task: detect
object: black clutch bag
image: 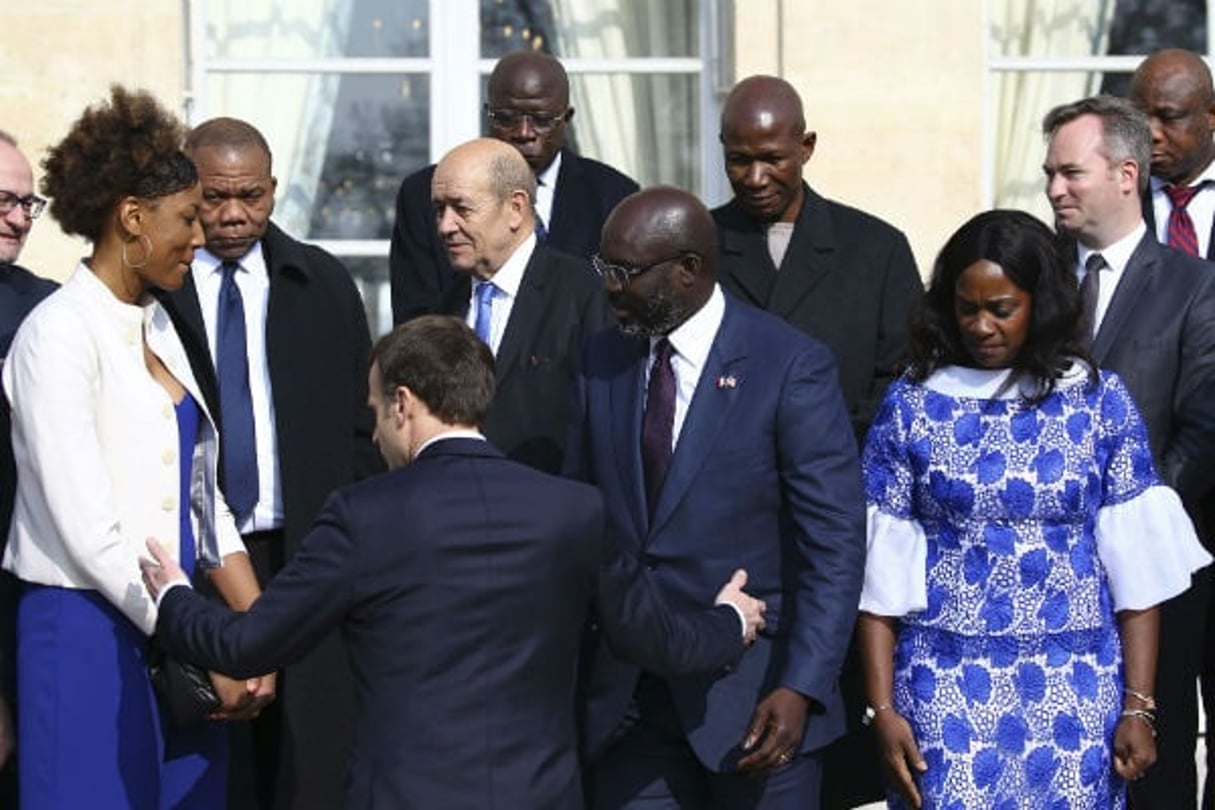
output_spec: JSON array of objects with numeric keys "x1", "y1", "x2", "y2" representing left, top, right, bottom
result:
[{"x1": 147, "y1": 636, "x2": 221, "y2": 728}]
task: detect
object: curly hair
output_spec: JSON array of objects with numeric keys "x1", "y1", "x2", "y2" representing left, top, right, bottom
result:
[
  {"x1": 41, "y1": 85, "x2": 197, "y2": 242},
  {"x1": 907, "y1": 209, "x2": 1095, "y2": 401}
]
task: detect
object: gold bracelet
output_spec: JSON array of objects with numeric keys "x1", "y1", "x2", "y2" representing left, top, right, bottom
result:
[
  {"x1": 1123, "y1": 687, "x2": 1157, "y2": 710},
  {"x1": 1121, "y1": 708, "x2": 1157, "y2": 738}
]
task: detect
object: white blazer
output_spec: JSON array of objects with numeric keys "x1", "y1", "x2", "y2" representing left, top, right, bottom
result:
[{"x1": 2, "y1": 264, "x2": 245, "y2": 636}]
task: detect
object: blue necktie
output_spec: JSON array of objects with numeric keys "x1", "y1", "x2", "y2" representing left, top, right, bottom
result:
[
  {"x1": 474, "y1": 281, "x2": 496, "y2": 346},
  {"x1": 216, "y1": 261, "x2": 258, "y2": 523},
  {"x1": 535, "y1": 215, "x2": 548, "y2": 243}
]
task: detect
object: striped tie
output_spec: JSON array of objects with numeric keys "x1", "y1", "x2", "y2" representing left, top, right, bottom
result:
[{"x1": 1165, "y1": 184, "x2": 1203, "y2": 256}]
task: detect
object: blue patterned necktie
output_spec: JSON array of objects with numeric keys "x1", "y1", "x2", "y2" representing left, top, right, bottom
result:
[
  {"x1": 474, "y1": 280, "x2": 497, "y2": 346},
  {"x1": 216, "y1": 261, "x2": 258, "y2": 523}
]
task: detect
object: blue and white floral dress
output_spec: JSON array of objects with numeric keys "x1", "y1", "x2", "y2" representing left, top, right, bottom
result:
[{"x1": 861, "y1": 363, "x2": 1210, "y2": 810}]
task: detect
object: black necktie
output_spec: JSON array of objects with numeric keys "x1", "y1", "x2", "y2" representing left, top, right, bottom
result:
[
  {"x1": 641, "y1": 339, "x2": 675, "y2": 517},
  {"x1": 1079, "y1": 253, "x2": 1104, "y2": 347},
  {"x1": 216, "y1": 261, "x2": 258, "y2": 523}
]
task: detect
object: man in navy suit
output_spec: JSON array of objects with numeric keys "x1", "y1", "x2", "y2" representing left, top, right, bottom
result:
[
  {"x1": 432, "y1": 136, "x2": 612, "y2": 474},
  {"x1": 568, "y1": 187, "x2": 866, "y2": 808},
  {"x1": 390, "y1": 50, "x2": 638, "y2": 323},
  {"x1": 1043, "y1": 94, "x2": 1215, "y2": 810},
  {"x1": 141, "y1": 315, "x2": 767, "y2": 810}
]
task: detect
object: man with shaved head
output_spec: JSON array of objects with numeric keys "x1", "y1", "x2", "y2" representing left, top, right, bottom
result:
[
  {"x1": 568, "y1": 186, "x2": 865, "y2": 809},
  {"x1": 713, "y1": 75, "x2": 921, "y2": 807},
  {"x1": 158, "y1": 116, "x2": 381, "y2": 810},
  {"x1": 389, "y1": 50, "x2": 638, "y2": 323},
  {"x1": 1130, "y1": 49, "x2": 1215, "y2": 259},
  {"x1": 713, "y1": 76, "x2": 921, "y2": 440},
  {"x1": 431, "y1": 137, "x2": 611, "y2": 473}
]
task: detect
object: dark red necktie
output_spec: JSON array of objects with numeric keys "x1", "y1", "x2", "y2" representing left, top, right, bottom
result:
[
  {"x1": 1165, "y1": 184, "x2": 1203, "y2": 256},
  {"x1": 641, "y1": 338, "x2": 675, "y2": 517}
]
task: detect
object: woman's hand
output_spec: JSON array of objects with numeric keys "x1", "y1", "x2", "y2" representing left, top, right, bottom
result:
[
  {"x1": 1113, "y1": 714, "x2": 1156, "y2": 783},
  {"x1": 873, "y1": 709, "x2": 926, "y2": 809}
]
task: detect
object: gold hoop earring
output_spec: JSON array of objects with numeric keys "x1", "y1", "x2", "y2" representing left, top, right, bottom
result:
[{"x1": 121, "y1": 234, "x2": 153, "y2": 270}]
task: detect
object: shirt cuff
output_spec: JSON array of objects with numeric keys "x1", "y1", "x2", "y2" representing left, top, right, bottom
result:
[
  {"x1": 715, "y1": 599, "x2": 748, "y2": 638},
  {"x1": 155, "y1": 578, "x2": 192, "y2": 610}
]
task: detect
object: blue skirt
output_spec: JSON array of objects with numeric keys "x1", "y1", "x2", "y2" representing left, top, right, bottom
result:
[{"x1": 17, "y1": 584, "x2": 227, "y2": 809}]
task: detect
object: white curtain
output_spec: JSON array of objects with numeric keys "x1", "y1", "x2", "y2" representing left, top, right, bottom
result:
[
  {"x1": 547, "y1": 0, "x2": 698, "y2": 190},
  {"x1": 991, "y1": 0, "x2": 1116, "y2": 220},
  {"x1": 200, "y1": 0, "x2": 353, "y2": 236}
]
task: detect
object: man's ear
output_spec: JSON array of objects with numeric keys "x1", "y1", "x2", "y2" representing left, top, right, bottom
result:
[{"x1": 393, "y1": 385, "x2": 414, "y2": 425}]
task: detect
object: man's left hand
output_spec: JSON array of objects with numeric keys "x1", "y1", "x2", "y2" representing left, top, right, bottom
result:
[{"x1": 737, "y1": 686, "x2": 808, "y2": 774}]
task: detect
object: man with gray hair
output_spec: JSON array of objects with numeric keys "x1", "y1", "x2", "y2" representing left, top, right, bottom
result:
[
  {"x1": 1043, "y1": 94, "x2": 1215, "y2": 809},
  {"x1": 430, "y1": 137, "x2": 611, "y2": 474}
]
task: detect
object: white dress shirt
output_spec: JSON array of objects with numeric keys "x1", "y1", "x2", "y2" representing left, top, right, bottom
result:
[
  {"x1": 1149, "y1": 161, "x2": 1215, "y2": 257},
  {"x1": 535, "y1": 151, "x2": 561, "y2": 231},
  {"x1": 1075, "y1": 221, "x2": 1146, "y2": 337},
  {"x1": 2, "y1": 265, "x2": 245, "y2": 635},
  {"x1": 192, "y1": 245, "x2": 283, "y2": 533},
  {"x1": 647, "y1": 284, "x2": 726, "y2": 451},
  {"x1": 464, "y1": 233, "x2": 537, "y2": 356}
]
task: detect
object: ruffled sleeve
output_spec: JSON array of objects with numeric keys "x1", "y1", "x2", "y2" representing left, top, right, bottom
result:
[
  {"x1": 860, "y1": 504, "x2": 927, "y2": 615},
  {"x1": 1096, "y1": 485, "x2": 1211, "y2": 610},
  {"x1": 1093, "y1": 372, "x2": 1212, "y2": 609},
  {"x1": 859, "y1": 378, "x2": 927, "y2": 616}
]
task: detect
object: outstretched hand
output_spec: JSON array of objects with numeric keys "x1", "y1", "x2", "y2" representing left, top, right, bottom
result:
[
  {"x1": 714, "y1": 569, "x2": 766, "y2": 644},
  {"x1": 140, "y1": 537, "x2": 187, "y2": 602}
]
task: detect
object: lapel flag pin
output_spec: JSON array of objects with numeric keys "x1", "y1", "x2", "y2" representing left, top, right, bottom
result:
[{"x1": 716, "y1": 375, "x2": 737, "y2": 389}]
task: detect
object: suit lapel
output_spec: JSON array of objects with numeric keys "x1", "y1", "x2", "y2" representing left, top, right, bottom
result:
[
  {"x1": 649, "y1": 299, "x2": 746, "y2": 535},
  {"x1": 493, "y1": 248, "x2": 548, "y2": 384},
  {"x1": 766, "y1": 185, "x2": 836, "y2": 320},
  {"x1": 609, "y1": 336, "x2": 650, "y2": 540},
  {"x1": 718, "y1": 204, "x2": 776, "y2": 307},
  {"x1": 1093, "y1": 233, "x2": 1157, "y2": 361}
]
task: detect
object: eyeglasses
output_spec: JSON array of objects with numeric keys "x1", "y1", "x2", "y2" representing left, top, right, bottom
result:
[
  {"x1": 0, "y1": 190, "x2": 47, "y2": 220},
  {"x1": 592, "y1": 252, "x2": 692, "y2": 287},
  {"x1": 486, "y1": 108, "x2": 569, "y2": 133}
]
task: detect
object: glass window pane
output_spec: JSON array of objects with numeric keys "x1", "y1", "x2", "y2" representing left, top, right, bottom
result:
[
  {"x1": 345, "y1": 257, "x2": 392, "y2": 338},
  {"x1": 990, "y1": 0, "x2": 1206, "y2": 60},
  {"x1": 206, "y1": 0, "x2": 428, "y2": 60},
  {"x1": 205, "y1": 73, "x2": 428, "y2": 241},
  {"x1": 481, "y1": 1, "x2": 698, "y2": 59}
]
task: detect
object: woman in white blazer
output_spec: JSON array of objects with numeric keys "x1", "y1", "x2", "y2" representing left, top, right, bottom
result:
[{"x1": 2, "y1": 86, "x2": 271, "y2": 809}]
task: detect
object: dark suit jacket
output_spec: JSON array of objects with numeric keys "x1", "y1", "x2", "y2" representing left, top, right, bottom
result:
[
  {"x1": 1142, "y1": 187, "x2": 1215, "y2": 260},
  {"x1": 159, "y1": 222, "x2": 381, "y2": 809},
  {"x1": 712, "y1": 185, "x2": 922, "y2": 438},
  {"x1": 156, "y1": 438, "x2": 744, "y2": 810},
  {"x1": 437, "y1": 244, "x2": 612, "y2": 473},
  {"x1": 1090, "y1": 232, "x2": 1215, "y2": 522},
  {"x1": 566, "y1": 294, "x2": 867, "y2": 769},
  {"x1": 390, "y1": 148, "x2": 638, "y2": 323}
]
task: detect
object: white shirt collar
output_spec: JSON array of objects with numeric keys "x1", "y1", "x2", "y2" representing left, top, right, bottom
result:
[
  {"x1": 485, "y1": 232, "x2": 536, "y2": 299},
  {"x1": 536, "y1": 151, "x2": 561, "y2": 190},
  {"x1": 414, "y1": 429, "x2": 486, "y2": 459},
  {"x1": 654, "y1": 284, "x2": 725, "y2": 375},
  {"x1": 1150, "y1": 158, "x2": 1215, "y2": 192},
  {"x1": 195, "y1": 243, "x2": 269, "y2": 279},
  {"x1": 1076, "y1": 220, "x2": 1145, "y2": 276}
]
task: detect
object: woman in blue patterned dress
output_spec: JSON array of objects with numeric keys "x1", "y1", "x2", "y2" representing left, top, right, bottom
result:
[{"x1": 857, "y1": 210, "x2": 1211, "y2": 809}]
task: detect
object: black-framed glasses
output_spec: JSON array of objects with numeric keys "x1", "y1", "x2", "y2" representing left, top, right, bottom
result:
[
  {"x1": 0, "y1": 190, "x2": 47, "y2": 220},
  {"x1": 592, "y1": 252, "x2": 692, "y2": 287},
  {"x1": 486, "y1": 107, "x2": 569, "y2": 133}
]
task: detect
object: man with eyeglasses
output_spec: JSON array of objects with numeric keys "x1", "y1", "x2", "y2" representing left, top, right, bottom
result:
[
  {"x1": 0, "y1": 130, "x2": 56, "y2": 807},
  {"x1": 389, "y1": 50, "x2": 638, "y2": 324},
  {"x1": 568, "y1": 186, "x2": 865, "y2": 810},
  {"x1": 431, "y1": 137, "x2": 611, "y2": 474}
]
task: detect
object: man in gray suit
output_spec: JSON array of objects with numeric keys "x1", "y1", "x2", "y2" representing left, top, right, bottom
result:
[{"x1": 1043, "y1": 94, "x2": 1215, "y2": 810}]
